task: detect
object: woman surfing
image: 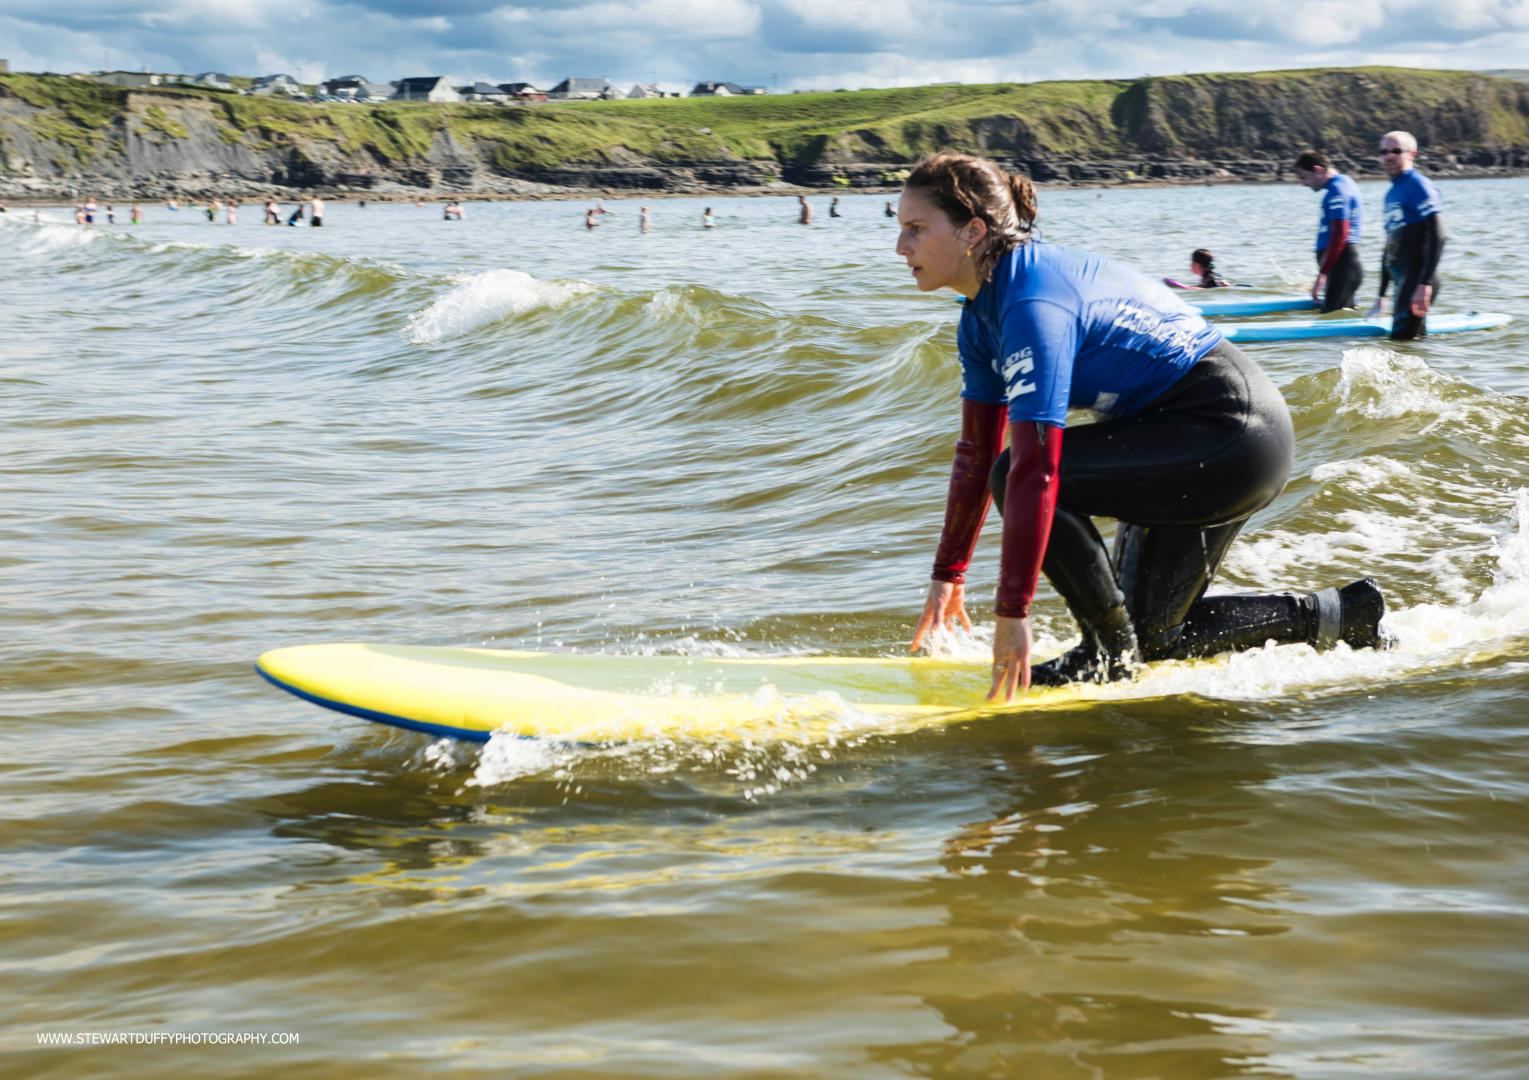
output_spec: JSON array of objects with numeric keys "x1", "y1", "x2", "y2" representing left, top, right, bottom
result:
[{"x1": 897, "y1": 153, "x2": 1389, "y2": 702}]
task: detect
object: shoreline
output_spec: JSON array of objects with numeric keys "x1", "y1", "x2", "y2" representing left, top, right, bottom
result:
[{"x1": 5, "y1": 164, "x2": 1527, "y2": 208}]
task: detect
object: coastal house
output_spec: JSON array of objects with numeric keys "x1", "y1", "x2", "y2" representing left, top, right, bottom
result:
[
  {"x1": 689, "y1": 81, "x2": 764, "y2": 96},
  {"x1": 456, "y1": 81, "x2": 508, "y2": 103},
  {"x1": 193, "y1": 72, "x2": 233, "y2": 90},
  {"x1": 320, "y1": 74, "x2": 369, "y2": 99},
  {"x1": 627, "y1": 83, "x2": 672, "y2": 99},
  {"x1": 498, "y1": 82, "x2": 549, "y2": 102},
  {"x1": 93, "y1": 70, "x2": 165, "y2": 88},
  {"x1": 362, "y1": 82, "x2": 394, "y2": 103},
  {"x1": 253, "y1": 73, "x2": 302, "y2": 96},
  {"x1": 393, "y1": 76, "x2": 461, "y2": 103},
  {"x1": 547, "y1": 77, "x2": 616, "y2": 100}
]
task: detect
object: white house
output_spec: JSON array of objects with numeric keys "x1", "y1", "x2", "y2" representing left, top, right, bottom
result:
[
  {"x1": 320, "y1": 74, "x2": 369, "y2": 99},
  {"x1": 93, "y1": 70, "x2": 164, "y2": 88},
  {"x1": 193, "y1": 72, "x2": 233, "y2": 91},
  {"x1": 393, "y1": 76, "x2": 461, "y2": 103},
  {"x1": 547, "y1": 77, "x2": 614, "y2": 100},
  {"x1": 690, "y1": 81, "x2": 765, "y2": 96},
  {"x1": 456, "y1": 81, "x2": 508, "y2": 103},
  {"x1": 253, "y1": 73, "x2": 302, "y2": 96},
  {"x1": 627, "y1": 83, "x2": 664, "y2": 99}
]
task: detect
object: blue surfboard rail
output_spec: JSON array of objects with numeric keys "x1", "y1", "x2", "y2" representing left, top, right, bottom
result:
[
  {"x1": 1221, "y1": 311, "x2": 1511, "y2": 343},
  {"x1": 1191, "y1": 295, "x2": 1319, "y2": 317}
]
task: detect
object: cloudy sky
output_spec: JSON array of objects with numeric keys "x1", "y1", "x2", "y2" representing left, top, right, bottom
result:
[{"x1": 2, "y1": 0, "x2": 1527, "y2": 91}]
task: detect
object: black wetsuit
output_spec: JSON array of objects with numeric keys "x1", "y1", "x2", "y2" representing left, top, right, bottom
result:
[
  {"x1": 1381, "y1": 216, "x2": 1445, "y2": 340},
  {"x1": 1321, "y1": 244, "x2": 1364, "y2": 313},
  {"x1": 988, "y1": 340, "x2": 1316, "y2": 663}
]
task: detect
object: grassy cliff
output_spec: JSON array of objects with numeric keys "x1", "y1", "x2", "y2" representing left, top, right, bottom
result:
[{"x1": 3, "y1": 67, "x2": 1528, "y2": 196}]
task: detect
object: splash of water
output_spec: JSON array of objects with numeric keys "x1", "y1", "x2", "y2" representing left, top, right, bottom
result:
[{"x1": 405, "y1": 268, "x2": 596, "y2": 344}]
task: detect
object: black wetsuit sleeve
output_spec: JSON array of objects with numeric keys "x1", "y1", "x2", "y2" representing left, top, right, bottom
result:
[{"x1": 1415, "y1": 214, "x2": 1445, "y2": 284}]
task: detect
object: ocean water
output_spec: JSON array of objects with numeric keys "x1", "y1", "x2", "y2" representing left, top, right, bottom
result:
[{"x1": 3, "y1": 181, "x2": 1528, "y2": 1078}]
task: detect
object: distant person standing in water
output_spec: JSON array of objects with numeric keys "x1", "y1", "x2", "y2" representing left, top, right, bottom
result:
[
  {"x1": 830, "y1": 195, "x2": 842, "y2": 218},
  {"x1": 640, "y1": 205, "x2": 651, "y2": 233},
  {"x1": 264, "y1": 198, "x2": 279, "y2": 225},
  {"x1": 310, "y1": 195, "x2": 325, "y2": 227},
  {"x1": 1189, "y1": 248, "x2": 1229, "y2": 288},
  {"x1": 226, "y1": 199, "x2": 238, "y2": 225},
  {"x1": 885, "y1": 200, "x2": 896, "y2": 217},
  {"x1": 106, "y1": 204, "x2": 116, "y2": 224},
  {"x1": 443, "y1": 201, "x2": 464, "y2": 220},
  {"x1": 702, "y1": 207, "x2": 715, "y2": 228},
  {"x1": 131, "y1": 204, "x2": 143, "y2": 224},
  {"x1": 584, "y1": 207, "x2": 600, "y2": 229},
  {"x1": 1367, "y1": 130, "x2": 1444, "y2": 340},
  {"x1": 797, "y1": 194, "x2": 812, "y2": 224},
  {"x1": 1292, "y1": 149, "x2": 1363, "y2": 311},
  {"x1": 287, "y1": 201, "x2": 305, "y2": 226}
]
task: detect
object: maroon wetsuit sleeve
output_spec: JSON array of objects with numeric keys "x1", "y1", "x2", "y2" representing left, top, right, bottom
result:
[
  {"x1": 1319, "y1": 218, "x2": 1350, "y2": 275},
  {"x1": 930, "y1": 400, "x2": 1008, "y2": 584},
  {"x1": 994, "y1": 422, "x2": 1063, "y2": 619}
]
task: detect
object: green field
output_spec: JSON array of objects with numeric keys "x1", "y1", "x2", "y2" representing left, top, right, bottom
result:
[{"x1": 3, "y1": 67, "x2": 1526, "y2": 175}]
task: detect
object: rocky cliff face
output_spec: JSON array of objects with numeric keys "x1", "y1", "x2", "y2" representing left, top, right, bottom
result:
[{"x1": 3, "y1": 68, "x2": 1527, "y2": 201}]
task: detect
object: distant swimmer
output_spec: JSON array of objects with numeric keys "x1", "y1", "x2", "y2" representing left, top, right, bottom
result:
[
  {"x1": 131, "y1": 203, "x2": 143, "y2": 225},
  {"x1": 287, "y1": 202, "x2": 305, "y2": 226},
  {"x1": 702, "y1": 207, "x2": 715, "y2": 228},
  {"x1": 310, "y1": 195, "x2": 325, "y2": 227},
  {"x1": 830, "y1": 195, "x2": 842, "y2": 218},
  {"x1": 594, "y1": 200, "x2": 613, "y2": 217},
  {"x1": 166, "y1": 198, "x2": 180, "y2": 211},
  {"x1": 106, "y1": 204, "x2": 116, "y2": 225},
  {"x1": 885, "y1": 200, "x2": 896, "y2": 218},
  {"x1": 1293, "y1": 149, "x2": 1363, "y2": 311},
  {"x1": 1189, "y1": 248, "x2": 1229, "y2": 288},
  {"x1": 264, "y1": 198, "x2": 279, "y2": 225},
  {"x1": 74, "y1": 205, "x2": 85, "y2": 226},
  {"x1": 584, "y1": 207, "x2": 600, "y2": 229},
  {"x1": 206, "y1": 199, "x2": 220, "y2": 222},
  {"x1": 797, "y1": 194, "x2": 812, "y2": 224},
  {"x1": 83, "y1": 199, "x2": 97, "y2": 225},
  {"x1": 640, "y1": 205, "x2": 651, "y2": 233},
  {"x1": 443, "y1": 201, "x2": 464, "y2": 220},
  {"x1": 227, "y1": 199, "x2": 238, "y2": 225},
  {"x1": 896, "y1": 152, "x2": 1389, "y2": 700},
  {"x1": 1367, "y1": 131, "x2": 1444, "y2": 340}
]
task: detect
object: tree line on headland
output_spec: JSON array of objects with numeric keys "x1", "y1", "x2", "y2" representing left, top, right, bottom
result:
[{"x1": 2, "y1": 66, "x2": 1527, "y2": 201}]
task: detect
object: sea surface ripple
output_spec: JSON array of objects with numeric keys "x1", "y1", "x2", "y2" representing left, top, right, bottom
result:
[{"x1": 3, "y1": 182, "x2": 1528, "y2": 1078}]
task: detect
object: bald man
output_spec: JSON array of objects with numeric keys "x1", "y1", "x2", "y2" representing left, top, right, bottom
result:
[{"x1": 1367, "y1": 130, "x2": 1445, "y2": 340}]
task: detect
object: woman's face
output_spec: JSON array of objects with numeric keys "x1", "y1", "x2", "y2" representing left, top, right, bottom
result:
[{"x1": 896, "y1": 187, "x2": 976, "y2": 293}]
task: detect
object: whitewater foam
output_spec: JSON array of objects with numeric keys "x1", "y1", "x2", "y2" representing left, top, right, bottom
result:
[{"x1": 406, "y1": 269, "x2": 596, "y2": 345}]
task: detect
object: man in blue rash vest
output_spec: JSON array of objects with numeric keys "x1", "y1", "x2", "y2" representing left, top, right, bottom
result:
[
  {"x1": 899, "y1": 152, "x2": 1393, "y2": 700},
  {"x1": 1293, "y1": 150, "x2": 1363, "y2": 312},
  {"x1": 1366, "y1": 130, "x2": 1445, "y2": 340}
]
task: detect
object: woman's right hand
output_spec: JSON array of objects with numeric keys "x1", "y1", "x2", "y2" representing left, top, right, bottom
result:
[{"x1": 911, "y1": 580, "x2": 972, "y2": 652}]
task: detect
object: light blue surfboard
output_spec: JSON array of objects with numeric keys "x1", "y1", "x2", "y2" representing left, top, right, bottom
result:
[
  {"x1": 1191, "y1": 295, "x2": 1319, "y2": 317},
  {"x1": 1221, "y1": 311, "x2": 1512, "y2": 343}
]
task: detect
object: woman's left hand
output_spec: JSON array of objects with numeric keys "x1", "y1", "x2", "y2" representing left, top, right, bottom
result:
[{"x1": 987, "y1": 615, "x2": 1032, "y2": 703}]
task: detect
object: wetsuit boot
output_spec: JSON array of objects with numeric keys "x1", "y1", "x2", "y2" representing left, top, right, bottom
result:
[
  {"x1": 1029, "y1": 601, "x2": 1139, "y2": 686},
  {"x1": 1026, "y1": 508, "x2": 1141, "y2": 687},
  {"x1": 1173, "y1": 577, "x2": 1394, "y2": 655}
]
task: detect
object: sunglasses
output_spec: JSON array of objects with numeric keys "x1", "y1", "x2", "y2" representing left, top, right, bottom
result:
[{"x1": 1378, "y1": 148, "x2": 1409, "y2": 155}]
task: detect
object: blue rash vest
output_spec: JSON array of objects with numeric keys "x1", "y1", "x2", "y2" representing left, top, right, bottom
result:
[
  {"x1": 957, "y1": 243, "x2": 1223, "y2": 427},
  {"x1": 1383, "y1": 169, "x2": 1442, "y2": 233},
  {"x1": 1316, "y1": 172, "x2": 1362, "y2": 253}
]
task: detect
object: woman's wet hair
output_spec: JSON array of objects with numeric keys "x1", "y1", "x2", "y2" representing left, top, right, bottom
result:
[
  {"x1": 1191, "y1": 248, "x2": 1215, "y2": 271},
  {"x1": 904, "y1": 153, "x2": 1037, "y2": 281}
]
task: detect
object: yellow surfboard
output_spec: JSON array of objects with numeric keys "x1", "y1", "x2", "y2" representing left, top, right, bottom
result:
[{"x1": 256, "y1": 643, "x2": 1088, "y2": 743}]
